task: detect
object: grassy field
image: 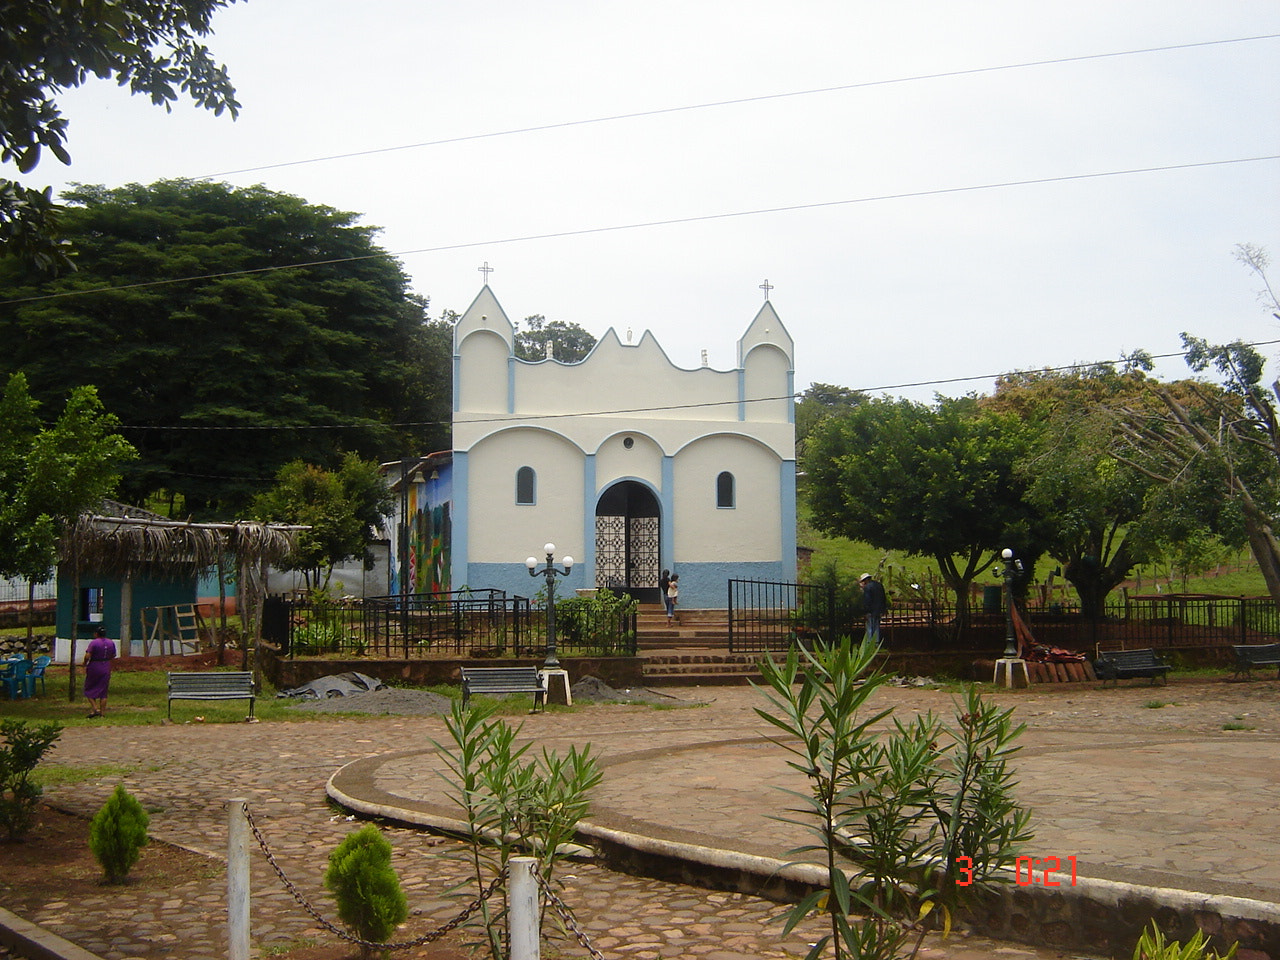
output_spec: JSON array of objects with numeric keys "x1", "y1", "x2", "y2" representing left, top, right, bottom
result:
[
  {"x1": 0, "y1": 667, "x2": 502, "y2": 728},
  {"x1": 797, "y1": 501, "x2": 1269, "y2": 597}
]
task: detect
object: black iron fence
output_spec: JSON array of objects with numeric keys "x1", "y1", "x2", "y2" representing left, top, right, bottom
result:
[
  {"x1": 727, "y1": 579, "x2": 855, "y2": 654},
  {"x1": 728, "y1": 579, "x2": 1280, "y2": 655},
  {"x1": 266, "y1": 588, "x2": 638, "y2": 659}
]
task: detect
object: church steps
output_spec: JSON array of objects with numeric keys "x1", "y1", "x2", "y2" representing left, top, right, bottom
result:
[
  {"x1": 634, "y1": 605, "x2": 772, "y2": 682},
  {"x1": 639, "y1": 651, "x2": 764, "y2": 685}
]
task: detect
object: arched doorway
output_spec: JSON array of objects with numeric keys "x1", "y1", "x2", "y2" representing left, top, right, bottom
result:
[{"x1": 595, "y1": 481, "x2": 661, "y2": 602}]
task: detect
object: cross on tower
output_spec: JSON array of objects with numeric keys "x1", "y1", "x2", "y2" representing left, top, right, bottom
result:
[
  {"x1": 479, "y1": 262, "x2": 494, "y2": 284},
  {"x1": 759, "y1": 279, "x2": 773, "y2": 300}
]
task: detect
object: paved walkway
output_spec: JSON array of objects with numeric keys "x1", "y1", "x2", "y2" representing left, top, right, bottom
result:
[{"x1": 7, "y1": 677, "x2": 1280, "y2": 959}]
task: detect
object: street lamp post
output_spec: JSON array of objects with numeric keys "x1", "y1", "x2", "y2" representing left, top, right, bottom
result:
[
  {"x1": 1000, "y1": 547, "x2": 1023, "y2": 659},
  {"x1": 526, "y1": 543, "x2": 574, "y2": 668}
]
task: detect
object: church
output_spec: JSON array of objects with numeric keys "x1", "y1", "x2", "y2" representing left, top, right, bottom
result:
[{"x1": 392, "y1": 283, "x2": 796, "y2": 610}]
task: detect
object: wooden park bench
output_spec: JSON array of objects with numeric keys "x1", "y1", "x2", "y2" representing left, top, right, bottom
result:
[
  {"x1": 167, "y1": 671, "x2": 257, "y2": 719},
  {"x1": 461, "y1": 666, "x2": 546, "y2": 712},
  {"x1": 1232, "y1": 643, "x2": 1280, "y2": 680},
  {"x1": 1093, "y1": 649, "x2": 1171, "y2": 687}
]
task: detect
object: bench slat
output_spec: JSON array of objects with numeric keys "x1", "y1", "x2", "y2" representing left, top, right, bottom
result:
[
  {"x1": 1093, "y1": 649, "x2": 1170, "y2": 686},
  {"x1": 167, "y1": 671, "x2": 256, "y2": 719},
  {"x1": 461, "y1": 666, "x2": 546, "y2": 711},
  {"x1": 1233, "y1": 644, "x2": 1280, "y2": 679}
]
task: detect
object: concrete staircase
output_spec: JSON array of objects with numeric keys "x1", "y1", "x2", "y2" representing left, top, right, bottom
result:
[{"x1": 636, "y1": 604, "x2": 765, "y2": 686}]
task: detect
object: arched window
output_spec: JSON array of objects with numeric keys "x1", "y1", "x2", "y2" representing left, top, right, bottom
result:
[
  {"x1": 716, "y1": 471, "x2": 735, "y2": 509},
  {"x1": 516, "y1": 466, "x2": 536, "y2": 505}
]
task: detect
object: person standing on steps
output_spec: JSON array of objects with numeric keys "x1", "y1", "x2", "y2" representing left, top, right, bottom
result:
[
  {"x1": 82, "y1": 625, "x2": 117, "y2": 718},
  {"x1": 660, "y1": 569, "x2": 672, "y2": 621},
  {"x1": 667, "y1": 573, "x2": 680, "y2": 624},
  {"x1": 859, "y1": 573, "x2": 887, "y2": 644}
]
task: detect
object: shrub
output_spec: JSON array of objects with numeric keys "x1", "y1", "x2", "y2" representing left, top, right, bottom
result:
[
  {"x1": 0, "y1": 719, "x2": 63, "y2": 840},
  {"x1": 434, "y1": 698, "x2": 602, "y2": 958},
  {"x1": 1132, "y1": 922, "x2": 1237, "y2": 960},
  {"x1": 324, "y1": 824, "x2": 408, "y2": 958},
  {"x1": 89, "y1": 784, "x2": 150, "y2": 882},
  {"x1": 755, "y1": 637, "x2": 1033, "y2": 960}
]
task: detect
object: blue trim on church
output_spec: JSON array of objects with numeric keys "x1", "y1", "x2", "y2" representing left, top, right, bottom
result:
[
  {"x1": 675, "y1": 562, "x2": 786, "y2": 608},
  {"x1": 451, "y1": 354, "x2": 461, "y2": 413},
  {"x1": 780, "y1": 459, "x2": 797, "y2": 582},
  {"x1": 451, "y1": 451, "x2": 470, "y2": 589},
  {"x1": 466, "y1": 563, "x2": 587, "y2": 600},
  {"x1": 582, "y1": 454, "x2": 597, "y2": 578}
]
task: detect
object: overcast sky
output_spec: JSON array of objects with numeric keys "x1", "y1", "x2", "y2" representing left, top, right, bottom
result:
[{"x1": 30, "y1": 0, "x2": 1280, "y2": 402}]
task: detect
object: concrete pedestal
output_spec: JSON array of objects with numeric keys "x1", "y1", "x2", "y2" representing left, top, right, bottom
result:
[
  {"x1": 540, "y1": 668, "x2": 573, "y2": 706},
  {"x1": 993, "y1": 658, "x2": 1030, "y2": 688}
]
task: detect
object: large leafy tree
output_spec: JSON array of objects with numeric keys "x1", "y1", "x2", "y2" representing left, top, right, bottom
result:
[
  {"x1": 0, "y1": 180, "x2": 450, "y2": 517},
  {"x1": 0, "y1": 0, "x2": 240, "y2": 270},
  {"x1": 0, "y1": 372, "x2": 136, "y2": 649},
  {"x1": 251, "y1": 454, "x2": 394, "y2": 592},
  {"x1": 804, "y1": 395, "x2": 1041, "y2": 628},
  {"x1": 985, "y1": 364, "x2": 1237, "y2": 618},
  {"x1": 1116, "y1": 335, "x2": 1280, "y2": 606},
  {"x1": 795, "y1": 382, "x2": 866, "y2": 461}
]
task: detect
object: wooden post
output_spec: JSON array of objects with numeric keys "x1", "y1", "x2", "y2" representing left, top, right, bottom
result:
[
  {"x1": 119, "y1": 574, "x2": 133, "y2": 656},
  {"x1": 227, "y1": 798, "x2": 250, "y2": 960},
  {"x1": 68, "y1": 536, "x2": 79, "y2": 702},
  {"x1": 217, "y1": 552, "x2": 228, "y2": 665}
]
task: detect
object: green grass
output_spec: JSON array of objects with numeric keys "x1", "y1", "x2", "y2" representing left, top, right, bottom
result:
[
  {"x1": 799, "y1": 497, "x2": 1270, "y2": 598},
  {"x1": 1142, "y1": 700, "x2": 1169, "y2": 709},
  {"x1": 0, "y1": 667, "x2": 449, "y2": 726},
  {"x1": 0, "y1": 668, "x2": 654, "y2": 725},
  {"x1": 1222, "y1": 721, "x2": 1255, "y2": 731}
]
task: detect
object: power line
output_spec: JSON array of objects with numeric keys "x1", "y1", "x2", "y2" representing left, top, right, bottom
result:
[
  {"x1": 199, "y1": 34, "x2": 1280, "y2": 181},
  {"x1": 5, "y1": 153, "x2": 1277, "y2": 307},
  {"x1": 116, "y1": 339, "x2": 1280, "y2": 433}
]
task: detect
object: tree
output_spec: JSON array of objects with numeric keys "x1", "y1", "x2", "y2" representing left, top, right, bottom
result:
[
  {"x1": 0, "y1": 180, "x2": 450, "y2": 517},
  {"x1": 1, "y1": 0, "x2": 240, "y2": 270},
  {"x1": 1116, "y1": 338, "x2": 1280, "y2": 606},
  {"x1": 1110, "y1": 247, "x2": 1280, "y2": 607},
  {"x1": 250, "y1": 454, "x2": 394, "y2": 591},
  {"x1": 0, "y1": 373, "x2": 136, "y2": 651},
  {"x1": 514, "y1": 314, "x2": 597, "y2": 362},
  {"x1": 804, "y1": 396, "x2": 1041, "y2": 629},
  {"x1": 986, "y1": 365, "x2": 1237, "y2": 618},
  {"x1": 795, "y1": 382, "x2": 866, "y2": 461}
]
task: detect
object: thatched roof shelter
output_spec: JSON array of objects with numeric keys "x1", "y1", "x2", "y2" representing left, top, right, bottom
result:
[{"x1": 62, "y1": 500, "x2": 305, "y2": 578}]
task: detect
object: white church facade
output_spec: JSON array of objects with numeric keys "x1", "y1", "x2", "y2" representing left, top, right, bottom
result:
[{"x1": 446, "y1": 285, "x2": 797, "y2": 609}]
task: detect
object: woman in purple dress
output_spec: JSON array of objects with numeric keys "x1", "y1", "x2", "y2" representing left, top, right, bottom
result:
[{"x1": 82, "y1": 626, "x2": 117, "y2": 718}]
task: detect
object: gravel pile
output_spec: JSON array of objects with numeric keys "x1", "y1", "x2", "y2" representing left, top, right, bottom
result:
[
  {"x1": 283, "y1": 675, "x2": 704, "y2": 715},
  {"x1": 285, "y1": 686, "x2": 454, "y2": 715}
]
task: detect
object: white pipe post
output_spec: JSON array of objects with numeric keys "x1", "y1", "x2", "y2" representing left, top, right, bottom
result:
[
  {"x1": 227, "y1": 798, "x2": 250, "y2": 960},
  {"x1": 508, "y1": 857, "x2": 540, "y2": 960}
]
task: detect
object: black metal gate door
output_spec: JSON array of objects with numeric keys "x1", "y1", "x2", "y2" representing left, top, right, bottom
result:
[{"x1": 594, "y1": 482, "x2": 660, "y2": 600}]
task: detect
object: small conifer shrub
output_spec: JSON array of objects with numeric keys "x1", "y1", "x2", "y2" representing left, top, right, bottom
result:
[
  {"x1": 89, "y1": 784, "x2": 150, "y2": 883},
  {"x1": 324, "y1": 824, "x2": 408, "y2": 958}
]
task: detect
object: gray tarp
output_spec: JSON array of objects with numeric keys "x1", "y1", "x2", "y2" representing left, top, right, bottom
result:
[{"x1": 277, "y1": 672, "x2": 388, "y2": 699}]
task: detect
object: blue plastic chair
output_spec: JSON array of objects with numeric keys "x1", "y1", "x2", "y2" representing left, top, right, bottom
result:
[
  {"x1": 1, "y1": 658, "x2": 30, "y2": 700},
  {"x1": 27, "y1": 655, "x2": 50, "y2": 696}
]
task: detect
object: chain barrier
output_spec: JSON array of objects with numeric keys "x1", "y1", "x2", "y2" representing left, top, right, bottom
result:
[
  {"x1": 240, "y1": 801, "x2": 504, "y2": 951},
  {"x1": 533, "y1": 868, "x2": 608, "y2": 960}
]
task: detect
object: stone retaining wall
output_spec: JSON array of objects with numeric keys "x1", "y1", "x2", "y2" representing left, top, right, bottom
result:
[
  {"x1": 262, "y1": 647, "x2": 644, "y2": 691},
  {"x1": 590, "y1": 828, "x2": 1279, "y2": 960},
  {"x1": 0, "y1": 635, "x2": 51, "y2": 658}
]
